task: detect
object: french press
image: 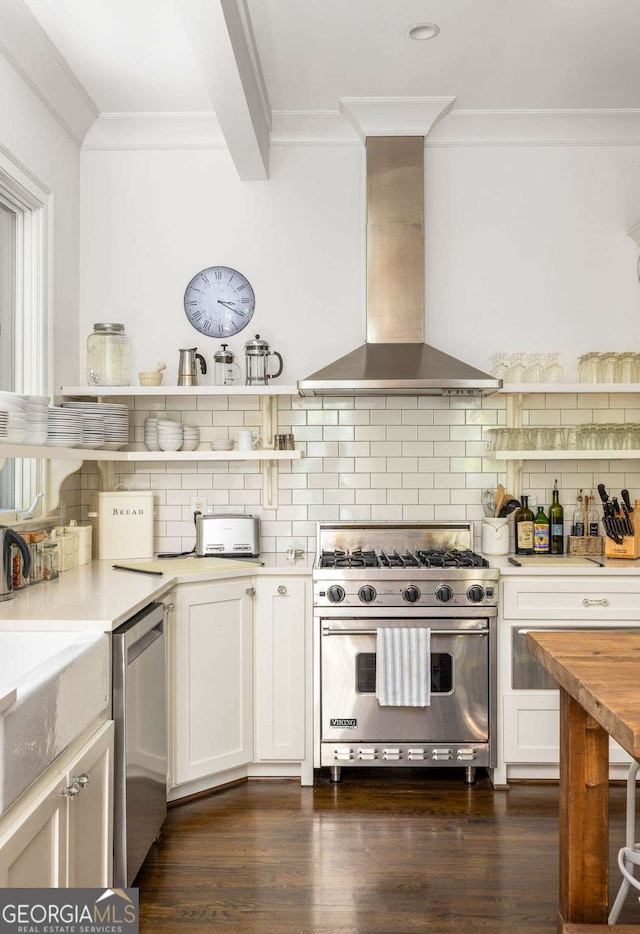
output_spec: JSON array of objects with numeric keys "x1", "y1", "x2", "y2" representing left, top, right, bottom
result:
[
  {"x1": 244, "y1": 334, "x2": 284, "y2": 386},
  {"x1": 213, "y1": 344, "x2": 241, "y2": 386}
]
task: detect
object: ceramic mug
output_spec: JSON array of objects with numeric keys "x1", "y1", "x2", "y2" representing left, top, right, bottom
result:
[{"x1": 237, "y1": 430, "x2": 261, "y2": 451}]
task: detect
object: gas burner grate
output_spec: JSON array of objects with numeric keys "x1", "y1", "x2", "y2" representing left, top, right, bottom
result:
[
  {"x1": 320, "y1": 549, "x2": 378, "y2": 569},
  {"x1": 416, "y1": 549, "x2": 489, "y2": 569}
]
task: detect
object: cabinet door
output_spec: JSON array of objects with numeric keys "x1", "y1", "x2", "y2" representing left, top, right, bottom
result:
[
  {"x1": 255, "y1": 578, "x2": 307, "y2": 761},
  {"x1": 0, "y1": 776, "x2": 67, "y2": 887},
  {"x1": 174, "y1": 580, "x2": 253, "y2": 783},
  {"x1": 67, "y1": 721, "x2": 114, "y2": 888},
  {"x1": 503, "y1": 694, "x2": 631, "y2": 765}
]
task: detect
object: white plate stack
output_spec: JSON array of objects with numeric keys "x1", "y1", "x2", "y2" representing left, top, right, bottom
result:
[
  {"x1": 47, "y1": 406, "x2": 83, "y2": 447},
  {"x1": 144, "y1": 417, "x2": 160, "y2": 451},
  {"x1": 211, "y1": 439, "x2": 234, "y2": 452},
  {"x1": 0, "y1": 391, "x2": 28, "y2": 443},
  {"x1": 62, "y1": 402, "x2": 129, "y2": 450},
  {"x1": 182, "y1": 425, "x2": 200, "y2": 452},
  {"x1": 0, "y1": 411, "x2": 8, "y2": 441},
  {"x1": 81, "y1": 413, "x2": 106, "y2": 449},
  {"x1": 25, "y1": 394, "x2": 49, "y2": 445},
  {"x1": 157, "y1": 419, "x2": 183, "y2": 452}
]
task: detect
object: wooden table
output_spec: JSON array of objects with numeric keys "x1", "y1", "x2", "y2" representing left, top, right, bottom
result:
[{"x1": 526, "y1": 631, "x2": 640, "y2": 933}]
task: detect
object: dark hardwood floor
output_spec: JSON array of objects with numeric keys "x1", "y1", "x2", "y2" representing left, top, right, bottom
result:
[{"x1": 134, "y1": 769, "x2": 637, "y2": 934}]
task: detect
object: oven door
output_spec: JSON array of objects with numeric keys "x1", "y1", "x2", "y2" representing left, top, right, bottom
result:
[{"x1": 320, "y1": 618, "x2": 489, "y2": 744}]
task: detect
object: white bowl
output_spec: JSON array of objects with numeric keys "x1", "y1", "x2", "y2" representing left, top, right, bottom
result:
[
  {"x1": 159, "y1": 439, "x2": 183, "y2": 452},
  {"x1": 144, "y1": 439, "x2": 161, "y2": 451},
  {"x1": 181, "y1": 440, "x2": 200, "y2": 452}
]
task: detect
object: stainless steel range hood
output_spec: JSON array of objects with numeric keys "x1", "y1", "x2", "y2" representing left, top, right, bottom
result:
[{"x1": 298, "y1": 137, "x2": 501, "y2": 397}]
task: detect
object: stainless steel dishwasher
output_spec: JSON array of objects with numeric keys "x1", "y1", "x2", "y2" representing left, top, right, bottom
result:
[{"x1": 112, "y1": 601, "x2": 167, "y2": 887}]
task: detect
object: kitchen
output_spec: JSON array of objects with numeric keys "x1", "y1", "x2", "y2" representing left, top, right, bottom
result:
[{"x1": 1, "y1": 1, "x2": 640, "y2": 931}]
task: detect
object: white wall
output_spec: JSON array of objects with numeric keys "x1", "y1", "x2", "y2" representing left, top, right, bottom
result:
[
  {"x1": 0, "y1": 54, "x2": 81, "y2": 390},
  {"x1": 80, "y1": 139, "x2": 640, "y2": 384},
  {"x1": 71, "y1": 135, "x2": 640, "y2": 553},
  {"x1": 425, "y1": 145, "x2": 640, "y2": 376},
  {"x1": 79, "y1": 145, "x2": 365, "y2": 385}
]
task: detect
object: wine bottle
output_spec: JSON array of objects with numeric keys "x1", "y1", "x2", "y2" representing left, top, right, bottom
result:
[
  {"x1": 533, "y1": 505, "x2": 550, "y2": 554},
  {"x1": 587, "y1": 490, "x2": 600, "y2": 537},
  {"x1": 515, "y1": 495, "x2": 535, "y2": 555},
  {"x1": 549, "y1": 479, "x2": 564, "y2": 554},
  {"x1": 572, "y1": 489, "x2": 585, "y2": 537}
]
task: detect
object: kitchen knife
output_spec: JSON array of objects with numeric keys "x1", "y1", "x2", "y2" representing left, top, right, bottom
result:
[
  {"x1": 619, "y1": 495, "x2": 633, "y2": 536},
  {"x1": 611, "y1": 497, "x2": 625, "y2": 538},
  {"x1": 621, "y1": 489, "x2": 635, "y2": 536}
]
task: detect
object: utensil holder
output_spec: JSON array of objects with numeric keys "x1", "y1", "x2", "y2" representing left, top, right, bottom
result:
[
  {"x1": 604, "y1": 501, "x2": 640, "y2": 559},
  {"x1": 567, "y1": 536, "x2": 604, "y2": 556}
]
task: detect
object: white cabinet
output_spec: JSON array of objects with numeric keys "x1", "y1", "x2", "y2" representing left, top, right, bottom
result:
[
  {"x1": 67, "y1": 721, "x2": 114, "y2": 888},
  {"x1": 172, "y1": 580, "x2": 253, "y2": 785},
  {"x1": 496, "y1": 574, "x2": 639, "y2": 783},
  {"x1": 0, "y1": 720, "x2": 114, "y2": 887},
  {"x1": 254, "y1": 577, "x2": 308, "y2": 762}
]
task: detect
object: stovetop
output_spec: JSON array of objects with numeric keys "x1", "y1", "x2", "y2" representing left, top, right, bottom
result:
[
  {"x1": 313, "y1": 521, "x2": 499, "y2": 610},
  {"x1": 319, "y1": 548, "x2": 489, "y2": 570}
]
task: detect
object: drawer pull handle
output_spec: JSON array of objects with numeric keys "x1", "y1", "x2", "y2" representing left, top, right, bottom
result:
[
  {"x1": 277, "y1": 585, "x2": 287, "y2": 595},
  {"x1": 583, "y1": 598, "x2": 609, "y2": 607}
]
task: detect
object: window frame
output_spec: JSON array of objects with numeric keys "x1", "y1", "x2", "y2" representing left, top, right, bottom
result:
[{"x1": 0, "y1": 148, "x2": 52, "y2": 522}]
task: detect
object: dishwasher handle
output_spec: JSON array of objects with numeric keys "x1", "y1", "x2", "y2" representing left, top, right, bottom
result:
[{"x1": 127, "y1": 621, "x2": 164, "y2": 665}]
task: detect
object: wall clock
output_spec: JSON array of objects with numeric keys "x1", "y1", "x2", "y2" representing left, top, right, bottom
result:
[{"x1": 183, "y1": 266, "x2": 255, "y2": 338}]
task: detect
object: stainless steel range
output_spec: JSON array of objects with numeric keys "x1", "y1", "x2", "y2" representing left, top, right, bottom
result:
[{"x1": 313, "y1": 521, "x2": 498, "y2": 784}]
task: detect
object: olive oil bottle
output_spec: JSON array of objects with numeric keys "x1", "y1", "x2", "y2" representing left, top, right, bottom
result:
[
  {"x1": 533, "y1": 504, "x2": 550, "y2": 553},
  {"x1": 549, "y1": 479, "x2": 564, "y2": 554},
  {"x1": 515, "y1": 495, "x2": 535, "y2": 555}
]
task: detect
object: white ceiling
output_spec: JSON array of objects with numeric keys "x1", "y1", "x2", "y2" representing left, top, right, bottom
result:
[{"x1": 20, "y1": 0, "x2": 640, "y2": 115}]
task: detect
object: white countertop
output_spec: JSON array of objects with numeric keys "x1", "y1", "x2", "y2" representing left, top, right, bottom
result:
[
  {"x1": 2, "y1": 548, "x2": 638, "y2": 633},
  {"x1": 0, "y1": 554, "x2": 314, "y2": 632},
  {"x1": 487, "y1": 553, "x2": 640, "y2": 575}
]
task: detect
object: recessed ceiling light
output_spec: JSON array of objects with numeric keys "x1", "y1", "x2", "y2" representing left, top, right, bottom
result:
[{"x1": 407, "y1": 23, "x2": 440, "y2": 40}]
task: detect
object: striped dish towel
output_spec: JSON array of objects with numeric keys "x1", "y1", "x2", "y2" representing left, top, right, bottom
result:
[{"x1": 376, "y1": 627, "x2": 431, "y2": 707}]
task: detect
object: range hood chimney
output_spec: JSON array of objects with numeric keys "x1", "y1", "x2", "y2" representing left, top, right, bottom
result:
[{"x1": 298, "y1": 135, "x2": 501, "y2": 397}]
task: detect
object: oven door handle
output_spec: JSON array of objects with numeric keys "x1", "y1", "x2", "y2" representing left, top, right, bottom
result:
[{"x1": 322, "y1": 627, "x2": 488, "y2": 636}]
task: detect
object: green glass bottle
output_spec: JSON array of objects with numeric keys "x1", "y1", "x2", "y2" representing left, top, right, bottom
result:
[
  {"x1": 533, "y1": 504, "x2": 550, "y2": 554},
  {"x1": 515, "y1": 495, "x2": 535, "y2": 555},
  {"x1": 549, "y1": 479, "x2": 564, "y2": 554}
]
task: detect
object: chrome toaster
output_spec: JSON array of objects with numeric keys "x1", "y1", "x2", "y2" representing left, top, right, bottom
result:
[{"x1": 195, "y1": 513, "x2": 260, "y2": 557}]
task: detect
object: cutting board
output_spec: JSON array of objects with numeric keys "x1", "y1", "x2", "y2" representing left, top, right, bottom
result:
[
  {"x1": 115, "y1": 557, "x2": 263, "y2": 576},
  {"x1": 510, "y1": 556, "x2": 601, "y2": 568}
]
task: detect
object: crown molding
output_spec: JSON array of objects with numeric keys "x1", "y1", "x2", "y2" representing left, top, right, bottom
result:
[
  {"x1": 0, "y1": 0, "x2": 98, "y2": 146},
  {"x1": 428, "y1": 108, "x2": 640, "y2": 147},
  {"x1": 82, "y1": 107, "x2": 640, "y2": 153},
  {"x1": 339, "y1": 96, "x2": 456, "y2": 141},
  {"x1": 82, "y1": 112, "x2": 226, "y2": 151}
]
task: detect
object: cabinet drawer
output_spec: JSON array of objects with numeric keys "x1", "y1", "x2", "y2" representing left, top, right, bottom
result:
[{"x1": 503, "y1": 577, "x2": 640, "y2": 620}]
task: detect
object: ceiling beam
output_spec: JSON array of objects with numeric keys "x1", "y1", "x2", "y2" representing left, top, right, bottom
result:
[{"x1": 177, "y1": 0, "x2": 270, "y2": 180}]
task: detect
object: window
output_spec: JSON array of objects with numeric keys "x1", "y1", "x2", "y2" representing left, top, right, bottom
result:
[{"x1": 0, "y1": 152, "x2": 51, "y2": 519}]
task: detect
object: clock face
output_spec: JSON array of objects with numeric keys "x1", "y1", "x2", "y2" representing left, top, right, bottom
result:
[{"x1": 183, "y1": 266, "x2": 255, "y2": 338}]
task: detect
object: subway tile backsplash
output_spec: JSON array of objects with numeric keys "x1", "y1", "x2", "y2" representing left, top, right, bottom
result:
[{"x1": 59, "y1": 393, "x2": 640, "y2": 556}]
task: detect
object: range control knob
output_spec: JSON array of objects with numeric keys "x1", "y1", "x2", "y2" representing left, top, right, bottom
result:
[
  {"x1": 327, "y1": 585, "x2": 346, "y2": 604},
  {"x1": 358, "y1": 585, "x2": 377, "y2": 604},
  {"x1": 435, "y1": 584, "x2": 454, "y2": 604},
  {"x1": 467, "y1": 585, "x2": 485, "y2": 604},
  {"x1": 402, "y1": 585, "x2": 421, "y2": 604}
]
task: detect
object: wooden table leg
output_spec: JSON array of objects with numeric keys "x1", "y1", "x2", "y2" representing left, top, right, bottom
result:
[{"x1": 558, "y1": 687, "x2": 609, "y2": 931}]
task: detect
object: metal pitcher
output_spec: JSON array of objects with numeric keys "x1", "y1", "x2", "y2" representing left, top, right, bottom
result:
[
  {"x1": 244, "y1": 334, "x2": 283, "y2": 386},
  {"x1": 0, "y1": 527, "x2": 32, "y2": 601},
  {"x1": 177, "y1": 348, "x2": 207, "y2": 387}
]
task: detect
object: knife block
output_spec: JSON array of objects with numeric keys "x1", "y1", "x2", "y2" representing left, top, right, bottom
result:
[{"x1": 604, "y1": 500, "x2": 640, "y2": 559}]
